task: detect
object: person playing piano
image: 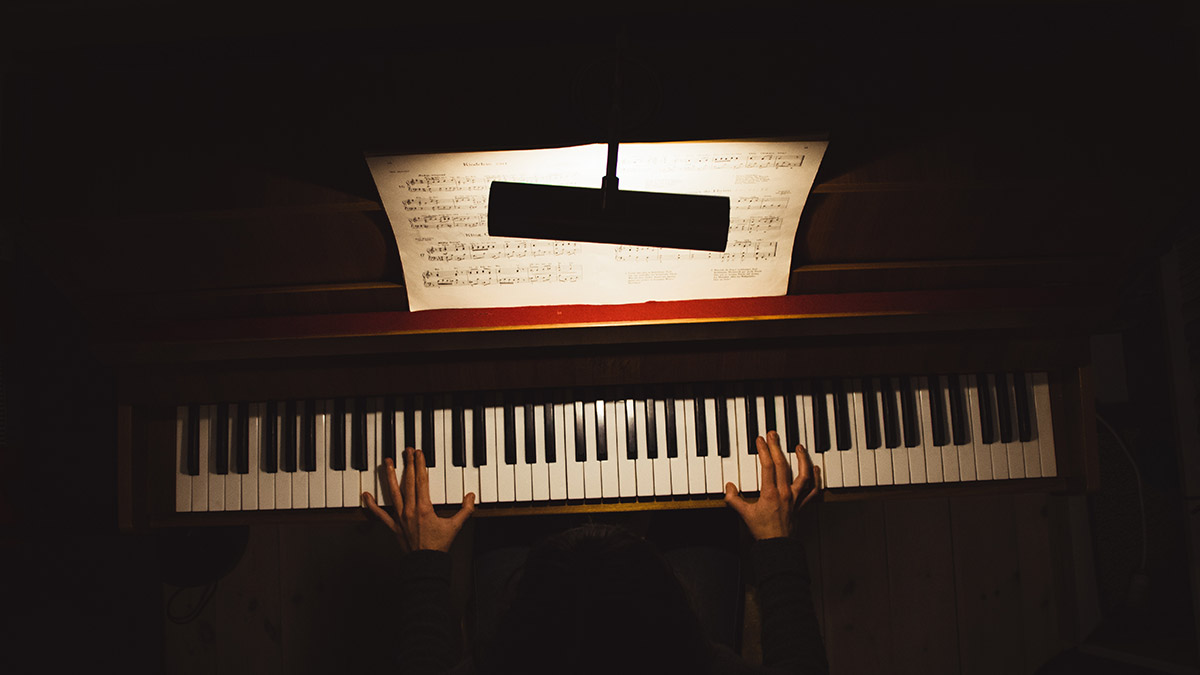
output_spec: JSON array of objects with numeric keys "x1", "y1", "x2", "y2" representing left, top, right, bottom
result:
[{"x1": 363, "y1": 430, "x2": 826, "y2": 675}]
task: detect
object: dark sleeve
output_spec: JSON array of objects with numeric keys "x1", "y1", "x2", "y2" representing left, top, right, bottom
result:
[
  {"x1": 751, "y1": 537, "x2": 829, "y2": 675},
  {"x1": 397, "y1": 549, "x2": 457, "y2": 675}
]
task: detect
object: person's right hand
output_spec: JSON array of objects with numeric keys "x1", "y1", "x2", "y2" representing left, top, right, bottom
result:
[
  {"x1": 362, "y1": 447, "x2": 475, "y2": 553},
  {"x1": 724, "y1": 430, "x2": 821, "y2": 540}
]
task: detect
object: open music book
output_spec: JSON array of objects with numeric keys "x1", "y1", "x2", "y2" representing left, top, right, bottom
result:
[{"x1": 367, "y1": 139, "x2": 827, "y2": 311}]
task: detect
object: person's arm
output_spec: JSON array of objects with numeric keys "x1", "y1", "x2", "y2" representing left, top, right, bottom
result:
[
  {"x1": 364, "y1": 447, "x2": 476, "y2": 674},
  {"x1": 726, "y1": 431, "x2": 828, "y2": 674}
]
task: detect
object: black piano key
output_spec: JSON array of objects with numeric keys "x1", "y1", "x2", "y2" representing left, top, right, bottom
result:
[
  {"x1": 382, "y1": 397, "x2": 396, "y2": 465},
  {"x1": 283, "y1": 400, "x2": 298, "y2": 472},
  {"x1": 503, "y1": 394, "x2": 517, "y2": 465},
  {"x1": 215, "y1": 403, "x2": 229, "y2": 475},
  {"x1": 928, "y1": 376, "x2": 947, "y2": 447},
  {"x1": 625, "y1": 398, "x2": 638, "y2": 459},
  {"x1": 743, "y1": 385, "x2": 758, "y2": 452},
  {"x1": 452, "y1": 397, "x2": 466, "y2": 468},
  {"x1": 595, "y1": 396, "x2": 608, "y2": 461},
  {"x1": 422, "y1": 401, "x2": 436, "y2": 467},
  {"x1": 524, "y1": 400, "x2": 537, "y2": 464},
  {"x1": 186, "y1": 404, "x2": 200, "y2": 476},
  {"x1": 574, "y1": 398, "x2": 587, "y2": 461},
  {"x1": 692, "y1": 386, "x2": 707, "y2": 457},
  {"x1": 331, "y1": 398, "x2": 346, "y2": 470},
  {"x1": 303, "y1": 400, "x2": 317, "y2": 471},
  {"x1": 949, "y1": 375, "x2": 967, "y2": 446},
  {"x1": 763, "y1": 384, "x2": 777, "y2": 439},
  {"x1": 235, "y1": 402, "x2": 250, "y2": 474},
  {"x1": 715, "y1": 389, "x2": 730, "y2": 457},
  {"x1": 263, "y1": 401, "x2": 278, "y2": 473},
  {"x1": 976, "y1": 374, "x2": 996, "y2": 444},
  {"x1": 666, "y1": 391, "x2": 680, "y2": 458},
  {"x1": 783, "y1": 381, "x2": 799, "y2": 453},
  {"x1": 899, "y1": 378, "x2": 919, "y2": 449},
  {"x1": 881, "y1": 377, "x2": 900, "y2": 449},
  {"x1": 403, "y1": 396, "x2": 416, "y2": 451},
  {"x1": 544, "y1": 393, "x2": 557, "y2": 463},
  {"x1": 351, "y1": 398, "x2": 367, "y2": 470},
  {"x1": 472, "y1": 395, "x2": 487, "y2": 467},
  {"x1": 810, "y1": 380, "x2": 830, "y2": 453},
  {"x1": 832, "y1": 379, "x2": 852, "y2": 452},
  {"x1": 646, "y1": 394, "x2": 660, "y2": 459},
  {"x1": 995, "y1": 373, "x2": 1014, "y2": 443},
  {"x1": 862, "y1": 378, "x2": 881, "y2": 450},
  {"x1": 1014, "y1": 372, "x2": 1033, "y2": 443}
]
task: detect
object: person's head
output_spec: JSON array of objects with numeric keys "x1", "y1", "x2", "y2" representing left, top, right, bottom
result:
[{"x1": 485, "y1": 523, "x2": 711, "y2": 675}]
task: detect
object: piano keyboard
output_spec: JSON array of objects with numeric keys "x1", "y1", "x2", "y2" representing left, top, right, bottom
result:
[{"x1": 173, "y1": 372, "x2": 1056, "y2": 512}]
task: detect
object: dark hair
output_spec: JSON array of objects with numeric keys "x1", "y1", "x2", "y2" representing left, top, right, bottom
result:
[{"x1": 483, "y1": 523, "x2": 712, "y2": 675}]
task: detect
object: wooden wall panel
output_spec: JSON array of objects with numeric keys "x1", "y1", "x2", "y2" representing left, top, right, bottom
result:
[
  {"x1": 820, "y1": 501, "x2": 892, "y2": 675},
  {"x1": 951, "y1": 495, "x2": 1024, "y2": 675}
]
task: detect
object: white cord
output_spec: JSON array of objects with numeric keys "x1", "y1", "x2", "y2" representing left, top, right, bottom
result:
[{"x1": 1095, "y1": 413, "x2": 1149, "y2": 575}]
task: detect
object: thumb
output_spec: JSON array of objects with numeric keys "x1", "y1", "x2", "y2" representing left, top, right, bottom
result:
[
  {"x1": 449, "y1": 492, "x2": 477, "y2": 529},
  {"x1": 724, "y1": 482, "x2": 749, "y2": 518}
]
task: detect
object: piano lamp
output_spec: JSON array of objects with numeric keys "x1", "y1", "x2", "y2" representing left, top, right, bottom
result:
[{"x1": 487, "y1": 34, "x2": 730, "y2": 252}]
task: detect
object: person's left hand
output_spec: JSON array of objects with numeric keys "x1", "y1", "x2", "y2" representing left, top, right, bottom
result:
[{"x1": 362, "y1": 447, "x2": 476, "y2": 553}]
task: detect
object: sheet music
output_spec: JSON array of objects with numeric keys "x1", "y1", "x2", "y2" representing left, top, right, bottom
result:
[{"x1": 367, "y1": 140, "x2": 827, "y2": 311}]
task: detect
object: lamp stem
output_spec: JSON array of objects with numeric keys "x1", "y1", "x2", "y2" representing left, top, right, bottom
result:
[{"x1": 602, "y1": 29, "x2": 624, "y2": 212}]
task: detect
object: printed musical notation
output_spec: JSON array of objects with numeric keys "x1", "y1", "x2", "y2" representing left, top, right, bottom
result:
[
  {"x1": 402, "y1": 195, "x2": 487, "y2": 211},
  {"x1": 729, "y1": 215, "x2": 783, "y2": 234},
  {"x1": 423, "y1": 263, "x2": 581, "y2": 287},
  {"x1": 408, "y1": 213, "x2": 486, "y2": 229},
  {"x1": 613, "y1": 240, "x2": 778, "y2": 263},
  {"x1": 424, "y1": 240, "x2": 579, "y2": 262}
]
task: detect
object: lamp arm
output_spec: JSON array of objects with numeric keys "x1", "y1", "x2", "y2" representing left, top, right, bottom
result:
[{"x1": 601, "y1": 29, "x2": 625, "y2": 211}]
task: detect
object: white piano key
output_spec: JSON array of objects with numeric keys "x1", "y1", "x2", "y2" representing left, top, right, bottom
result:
[
  {"x1": 938, "y1": 376, "x2": 960, "y2": 483},
  {"x1": 292, "y1": 402, "x2": 310, "y2": 510},
  {"x1": 323, "y1": 400, "x2": 340, "y2": 508},
  {"x1": 615, "y1": 400, "x2": 637, "y2": 498},
  {"x1": 444, "y1": 407, "x2": 464, "y2": 505},
  {"x1": 955, "y1": 379, "x2": 977, "y2": 482},
  {"x1": 601, "y1": 400, "x2": 620, "y2": 499},
  {"x1": 887, "y1": 379, "x2": 909, "y2": 485},
  {"x1": 684, "y1": 394, "x2": 706, "y2": 495},
  {"x1": 986, "y1": 375, "x2": 1009, "y2": 480},
  {"x1": 734, "y1": 395, "x2": 757, "y2": 492},
  {"x1": 852, "y1": 383, "x2": 875, "y2": 487},
  {"x1": 463, "y1": 406, "x2": 481, "y2": 502},
  {"x1": 580, "y1": 401, "x2": 600, "y2": 498},
  {"x1": 652, "y1": 399, "x2": 672, "y2": 496},
  {"x1": 703, "y1": 397, "x2": 724, "y2": 495},
  {"x1": 530, "y1": 404, "x2": 551, "y2": 502},
  {"x1": 225, "y1": 405, "x2": 241, "y2": 511},
  {"x1": 480, "y1": 405, "x2": 499, "y2": 503},
  {"x1": 549, "y1": 403, "x2": 567, "y2": 500},
  {"x1": 1033, "y1": 372, "x2": 1057, "y2": 476},
  {"x1": 1003, "y1": 374, "x2": 1026, "y2": 479},
  {"x1": 243, "y1": 403, "x2": 260, "y2": 510},
  {"x1": 676, "y1": 393, "x2": 696, "y2": 494},
  {"x1": 274, "y1": 407, "x2": 292, "y2": 509},
  {"x1": 495, "y1": 403, "x2": 516, "y2": 502},
  {"x1": 340, "y1": 400, "x2": 359, "y2": 508},
  {"x1": 634, "y1": 400, "x2": 654, "y2": 497},
  {"x1": 565, "y1": 402, "x2": 584, "y2": 500},
  {"x1": 205, "y1": 405, "x2": 224, "y2": 512},
  {"x1": 175, "y1": 407, "x2": 191, "y2": 512},
  {"x1": 819, "y1": 389, "x2": 842, "y2": 488},
  {"x1": 917, "y1": 378, "x2": 942, "y2": 484},
  {"x1": 868, "y1": 380, "x2": 893, "y2": 486},
  {"x1": 512, "y1": 404, "x2": 532, "y2": 503},
  {"x1": 1019, "y1": 375, "x2": 1041, "y2": 479},
  {"x1": 798, "y1": 389, "x2": 823, "y2": 489},
  {"x1": 840, "y1": 385, "x2": 860, "y2": 488},
  {"x1": 967, "y1": 376, "x2": 993, "y2": 481}
]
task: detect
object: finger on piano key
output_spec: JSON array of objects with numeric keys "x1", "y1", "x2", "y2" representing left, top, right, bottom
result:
[
  {"x1": 292, "y1": 400, "x2": 310, "y2": 510},
  {"x1": 850, "y1": 380, "x2": 872, "y2": 487},
  {"x1": 225, "y1": 404, "x2": 241, "y2": 511},
  {"x1": 916, "y1": 376, "x2": 941, "y2": 484},
  {"x1": 793, "y1": 383, "x2": 815, "y2": 484},
  {"x1": 733, "y1": 388, "x2": 757, "y2": 492},
  {"x1": 615, "y1": 399, "x2": 637, "y2": 498},
  {"x1": 601, "y1": 399, "x2": 620, "y2": 498},
  {"x1": 839, "y1": 381, "x2": 861, "y2": 488},
  {"x1": 936, "y1": 376, "x2": 960, "y2": 483},
  {"x1": 634, "y1": 398, "x2": 655, "y2": 497},
  {"x1": 951, "y1": 376, "x2": 977, "y2": 482},
  {"x1": 985, "y1": 374, "x2": 1010, "y2": 479},
  {"x1": 966, "y1": 376, "x2": 991, "y2": 481},
  {"x1": 703, "y1": 395, "x2": 724, "y2": 494},
  {"x1": 341, "y1": 398, "x2": 360, "y2": 507},
  {"x1": 511, "y1": 396, "x2": 532, "y2": 503},
  {"x1": 463, "y1": 399, "x2": 481, "y2": 502},
  {"x1": 548, "y1": 398, "x2": 568, "y2": 501},
  {"x1": 531, "y1": 402, "x2": 551, "y2": 502},
  {"x1": 672, "y1": 396, "x2": 691, "y2": 496},
  {"x1": 885, "y1": 378, "x2": 909, "y2": 485},
  {"x1": 1032, "y1": 372, "x2": 1057, "y2": 477},
  {"x1": 176, "y1": 406, "x2": 191, "y2": 512},
  {"x1": 582, "y1": 399, "x2": 602, "y2": 499},
  {"x1": 256, "y1": 403, "x2": 276, "y2": 510},
  {"x1": 443, "y1": 404, "x2": 464, "y2": 506},
  {"x1": 480, "y1": 401, "x2": 499, "y2": 503},
  {"x1": 1002, "y1": 373, "x2": 1026, "y2": 479},
  {"x1": 819, "y1": 384, "x2": 843, "y2": 488},
  {"x1": 564, "y1": 397, "x2": 584, "y2": 500},
  {"x1": 243, "y1": 403, "x2": 260, "y2": 510},
  {"x1": 781, "y1": 382, "x2": 800, "y2": 475},
  {"x1": 683, "y1": 389, "x2": 706, "y2": 496},
  {"x1": 382, "y1": 397, "x2": 397, "y2": 467},
  {"x1": 867, "y1": 378, "x2": 893, "y2": 486},
  {"x1": 207, "y1": 404, "x2": 225, "y2": 512},
  {"x1": 495, "y1": 396, "x2": 516, "y2": 502},
  {"x1": 307, "y1": 401, "x2": 326, "y2": 509},
  {"x1": 1016, "y1": 372, "x2": 1041, "y2": 478},
  {"x1": 652, "y1": 398, "x2": 673, "y2": 496}
]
